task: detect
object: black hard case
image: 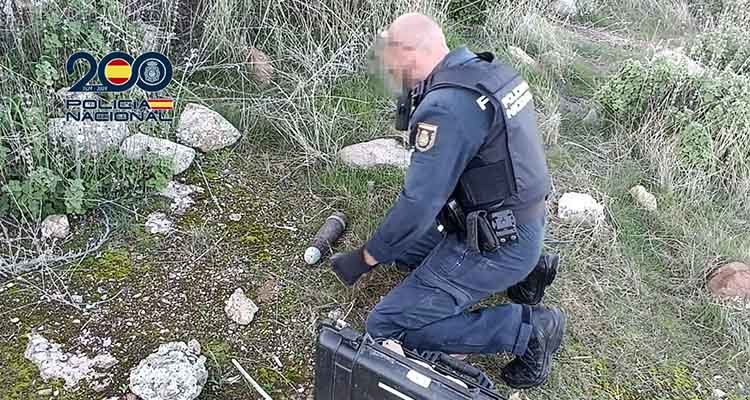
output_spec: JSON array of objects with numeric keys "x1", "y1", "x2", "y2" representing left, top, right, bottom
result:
[{"x1": 314, "y1": 320, "x2": 506, "y2": 400}]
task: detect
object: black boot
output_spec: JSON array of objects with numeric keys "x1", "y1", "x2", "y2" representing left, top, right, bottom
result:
[
  {"x1": 507, "y1": 254, "x2": 559, "y2": 305},
  {"x1": 502, "y1": 305, "x2": 567, "y2": 389}
]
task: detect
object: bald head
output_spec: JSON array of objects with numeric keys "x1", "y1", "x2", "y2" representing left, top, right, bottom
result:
[{"x1": 379, "y1": 13, "x2": 450, "y2": 89}]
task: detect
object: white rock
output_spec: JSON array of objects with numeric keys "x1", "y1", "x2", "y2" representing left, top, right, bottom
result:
[
  {"x1": 338, "y1": 138, "x2": 410, "y2": 169},
  {"x1": 120, "y1": 134, "x2": 196, "y2": 175},
  {"x1": 327, "y1": 308, "x2": 344, "y2": 321},
  {"x1": 583, "y1": 106, "x2": 601, "y2": 126},
  {"x1": 159, "y1": 181, "x2": 204, "y2": 215},
  {"x1": 25, "y1": 334, "x2": 118, "y2": 390},
  {"x1": 71, "y1": 295, "x2": 83, "y2": 304},
  {"x1": 10, "y1": 317, "x2": 19, "y2": 323},
  {"x1": 176, "y1": 103, "x2": 241, "y2": 152},
  {"x1": 508, "y1": 46, "x2": 538, "y2": 68},
  {"x1": 557, "y1": 192, "x2": 605, "y2": 225},
  {"x1": 56, "y1": 87, "x2": 102, "y2": 106},
  {"x1": 145, "y1": 212, "x2": 173, "y2": 235},
  {"x1": 41, "y1": 214, "x2": 70, "y2": 239},
  {"x1": 552, "y1": 0, "x2": 577, "y2": 17},
  {"x1": 48, "y1": 118, "x2": 129, "y2": 156},
  {"x1": 129, "y1": 341, "x2": 207, "y2": 400},
  {"x1": 228, "y1": 213, "x2": 242, "y2": 222},
  {"x1": 653, "y1": 49, "x2": 705, "y2": 77},
  {"x1": 713, "y1": 389, "x2": 727, "y2": 398},
  {"x1": 224, "y1": 288, "x2": 259, "y2": 325},
  {"x1": 629, "y1": 185, "x2": 658, "y2": 211}
]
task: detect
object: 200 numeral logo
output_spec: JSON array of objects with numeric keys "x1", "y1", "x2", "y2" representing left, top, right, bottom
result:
[{"x1": 66, "y1": 51, "x2": 173, "y2": 93}]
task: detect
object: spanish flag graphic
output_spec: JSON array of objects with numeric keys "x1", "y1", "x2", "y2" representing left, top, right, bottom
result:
[
  {"x1": 147, "y1": 99, "x2": 174, "y2": 110},
  {"x1": 104, "y1": 58, "x2": 131, "y2": 85}
]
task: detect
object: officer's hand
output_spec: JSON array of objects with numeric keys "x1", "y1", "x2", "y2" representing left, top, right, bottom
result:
[{"x1": 331, "y1": 247, "x2": 374, "y2": 286}]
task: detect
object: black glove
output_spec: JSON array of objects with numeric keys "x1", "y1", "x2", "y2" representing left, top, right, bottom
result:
[{"x1": 331, "y1": 247, "x2": 373, "y2": 286}]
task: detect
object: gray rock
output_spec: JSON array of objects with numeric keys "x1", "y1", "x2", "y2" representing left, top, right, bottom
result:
[
  {"x1": 120, "y1": 134, "x2": 195, "y2": 175},
  {"x1": 224, "y1": 288, "x2": 259, "y2": 325},
  {"x1": 41, "y1": 214, "x2": 70, "y2": 239},
  {"x1": 583, "y1": 106, "x2": 601, "y2": 127},
  {"x1": 338, "y1": 138, "x2": 410, "y2": 169},
  {"x1": 559, "y1": 96, "x2": 587, "y2": 117},
  {"x1": 24, "y1": 334, "x2": 118, "y2": 390},
  {"x1": 159, "y1": 181, "x2": 204, "y2": 215},
  {"x1": 508, "y1": 46, "x2": 538, "y2": 68},
  {"x1": 653, "y1": 49, "x2": 705, "y2": 77},
  {"x1": 129, "y1": 340, "x2": 207, "y2": 400},
  {"x1": 176, "y1": 104, "x2": 241, "y2": 152},
  {"x1": 246, "y1": 46, "x2": 273, "y2": 86},
  {"x1": 145, "y1": 212, "x2": 173, "y2": 235},
  {"x1": 48, "y1": 118, "x2": 129, "y2": 156},
  {"x1": 552, "y1": 0, "x2": 577, "y2": 17},
  {"x1": 557, "y1": 192, "x2": 605, "y2": 226},
  {"x1": 541, "y1": 51, "x2": 566, "y2": 72},
  {"x1": 629, "y1": 185, "x2": 657, "y2": 211}
]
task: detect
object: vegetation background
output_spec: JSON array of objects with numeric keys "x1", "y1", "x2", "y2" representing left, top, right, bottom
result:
[{"x1": 1, "y1": 0, "x2": 749, "y2": 398}]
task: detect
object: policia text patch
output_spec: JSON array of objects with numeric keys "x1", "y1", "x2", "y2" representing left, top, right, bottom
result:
[{"x1": 415, "y1": 122, "x2": 438, "y2": 152}]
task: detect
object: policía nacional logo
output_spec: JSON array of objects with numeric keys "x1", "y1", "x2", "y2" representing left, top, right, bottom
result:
[{"x1": 64, "y1": 51, "x2": 174, "y2": 122}]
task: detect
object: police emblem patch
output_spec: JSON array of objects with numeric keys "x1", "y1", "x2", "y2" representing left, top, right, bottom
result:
[{"x1": 415, "y1": 122, "x2": 437, "y2": 152}]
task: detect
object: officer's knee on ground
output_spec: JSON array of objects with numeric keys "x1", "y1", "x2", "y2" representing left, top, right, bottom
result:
[{"x1": 365, "y1": 309, "x2": 399, "y2": 340}]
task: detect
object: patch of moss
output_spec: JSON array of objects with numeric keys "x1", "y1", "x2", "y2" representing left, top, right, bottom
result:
[
  {"x1": 79, "y1": 249, "x2": 135, "y2": 282},
  {"x1": 204, "y1": 340, "x2": 233, "y2": 366},
  {"x1": 592, "y1": 359, "x2": 708, "y2": 400},
  {"x1": 0, "y1": 337, "x2": 36, "y2": 400}
]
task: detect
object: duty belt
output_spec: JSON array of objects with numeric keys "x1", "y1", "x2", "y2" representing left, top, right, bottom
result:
[{"x1": 465, "y1": 200, "x2": 545, "y2": 253}]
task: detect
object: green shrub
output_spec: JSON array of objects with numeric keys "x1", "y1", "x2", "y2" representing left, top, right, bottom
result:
[{"x1": 596, "y1": 58, "x2": 750, "y2": 196}]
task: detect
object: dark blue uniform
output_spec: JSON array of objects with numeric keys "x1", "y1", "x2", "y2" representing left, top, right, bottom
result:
[{"x1": 364, "y1": 47, "x2": 546, "y2": 356}]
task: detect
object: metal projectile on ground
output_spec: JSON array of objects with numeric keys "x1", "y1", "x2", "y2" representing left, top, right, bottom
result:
[{"x1": 304, "y1": 212, "x2": 347, "y2": 265}]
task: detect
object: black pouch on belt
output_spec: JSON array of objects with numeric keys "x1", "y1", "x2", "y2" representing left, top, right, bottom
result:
[{"x1": 466, "y1": 210, "x2": 500, "y2": 252}]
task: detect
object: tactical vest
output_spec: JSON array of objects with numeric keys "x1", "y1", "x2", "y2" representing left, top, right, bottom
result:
[{"x1": 409, "y1": 52, "x2": 551, "y2": 213}]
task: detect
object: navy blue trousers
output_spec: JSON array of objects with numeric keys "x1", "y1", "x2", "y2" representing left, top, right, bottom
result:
[{"x1": 366, "y1": 216, "x2": 545, "y2": 356}]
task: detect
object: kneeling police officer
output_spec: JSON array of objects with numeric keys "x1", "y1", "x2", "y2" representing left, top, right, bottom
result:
[{"x1": 331, "y1": 12, "x2": 567, "y2": 389}]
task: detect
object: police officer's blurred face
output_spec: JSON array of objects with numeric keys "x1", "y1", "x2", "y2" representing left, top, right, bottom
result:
[{"x1": 383, "y1": 43, "x2": 419, "y2": 90}]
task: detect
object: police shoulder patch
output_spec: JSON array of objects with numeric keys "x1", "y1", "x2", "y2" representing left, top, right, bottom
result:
[{"x1": 415, "y1": 122, "x2": 438, "y2": 152}]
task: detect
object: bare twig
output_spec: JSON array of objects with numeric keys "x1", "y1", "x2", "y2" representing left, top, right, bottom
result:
[{"x1": 231, "y1": 358, "x2": 273, "y2": 400}]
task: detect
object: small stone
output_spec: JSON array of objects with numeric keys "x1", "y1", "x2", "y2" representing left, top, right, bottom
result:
[
  {"x1": 72, "y1": 319, "x2": 81, "y2": 324},
  {"x1": 145, "y1": 212, "x2": 173, "y2": 235},
  {"x1": 708, "y1": 262, "x2": 750, "y2": 299},
  {"x1": 557, "y1": 192, "x2": 605, "y2": 226},
  {"x1": 246, "y1": 46, "x2": 273, "y2": 86},
  {"x1": 228, "y1": 213, "x2": 242, "y2": 222},
  {"x1": 41, "y1": 214, "x2": 70, "y2": 239},
  {"x1": 53, "y1": 390, "x2": 59, "y2": 397},
  {"x1": 713, "y1": 388, "x2": 727, "y2": 398},
  {"x1": 508, "y1": 46, "x2": 538, "y2": 68},
  {"x1": 224, "y1": 288, "x2": 259, "y2": 325},
  {"x1": 583, "y1": 106, "x2": 601, "y2": 127},
  {"x1": 629, "y1": 185, "x2": 658, "y2": 211},
  {"x1": 327, "y1": 308, "x2": 344, "y2": 321},
  {"x1": 176, "y1": 103, "x2": 242, "y2": 152},
  {"x1": 159, "y1": 181, "x2": 204, "y2": 215},
  {"x1": 71, "y1": 295, "x2": 83, "y2": 303},
  {"x1": 120, "y1": 134, "x2": 196, "y2": 175},
  {"x1": 37, "y1": 388, "x2": 53, "y2": 396},
  {"x1": 338, "y1": 138, "x2": 410, "y2": 169},
  {"x1": 653, "y1": 49, "x2": 705, "y2": 77},
  {"x1": 551, "y1": 0, "x2": 577, "y2": 17},
  {"x1": 10, "y1": 317, "x2": 19, "y2": 323}
]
